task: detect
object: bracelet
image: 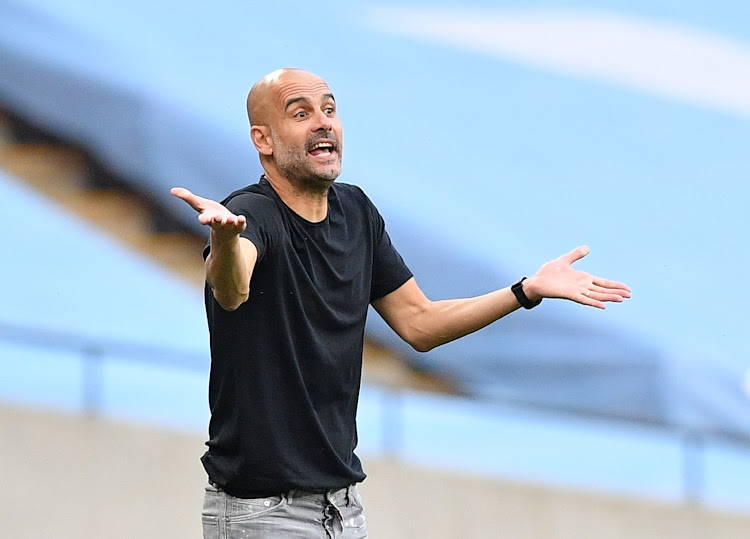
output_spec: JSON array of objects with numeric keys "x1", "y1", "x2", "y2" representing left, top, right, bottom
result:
[{"x1": 511, "y1": 277, "x2": 542, "y2": 309}]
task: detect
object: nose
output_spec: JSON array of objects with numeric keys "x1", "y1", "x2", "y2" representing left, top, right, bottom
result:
[{"x1": 312, "y1": 109, "x2": 333, "y2": 132}]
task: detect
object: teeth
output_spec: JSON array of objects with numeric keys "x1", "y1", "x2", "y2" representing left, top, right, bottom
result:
[{"x1": 312, "y1": 142, "x2": 333, "y2": 150}]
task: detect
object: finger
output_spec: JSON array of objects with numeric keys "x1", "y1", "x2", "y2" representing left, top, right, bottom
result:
[
  {"x1": 588, "y1": 290, "x2": 625, "y2": 303},
  {"x1": 227, "y1": 215, "x2": 246, "y2": 227},
  {"x1": 201, "y1": 213, "x2": 232, "y2": 227},
  {"x1": 207, "y1": 215, "x2": 245, "y2": 232},
  {"x1": 170, "y1": 187, "x2": 205, "y2": 213},
  {"x1": 590, "y1": 283, "x2": 629, "y2": 295},
  {"x1": 559, "y1": 245, "x2": 590, "y2": 265},
  {"x1": 217, "y1": 215, "x2": 236, "y2": 228},
  {"x1": 170, "y1": 186, "x2": 190, "y2": 198},
  {"x1": 575, "y1": 291, "x2": 606, "y2": 310},
  {"x1": 589, "y1": 281, "x2": 630, "y2": 299},
  {"x1": 592, "y1": 277, "x2": 631, "y2": 295},
  {"x1": 225, "y1": 216, "x2": 244, "y2": 228},
  {"x1": 198, "y1": 213, "x2": 219, "y2": 226}
]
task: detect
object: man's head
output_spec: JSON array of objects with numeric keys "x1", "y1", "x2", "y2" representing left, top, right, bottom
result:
[{"x1": 247, "y1": 69, "x2": 343, "y2": 192}]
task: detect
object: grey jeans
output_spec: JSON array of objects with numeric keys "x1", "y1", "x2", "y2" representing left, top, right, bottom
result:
[{"x1": 202, "y1": 482, "x2": 368, "y2": 539}]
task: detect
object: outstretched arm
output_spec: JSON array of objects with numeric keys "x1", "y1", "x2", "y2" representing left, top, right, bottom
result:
[
  {"x1": 171, "y1": 187, "x2": 258, "y2": 311},
  {"x1": 371, "y1": 246, "x2": 630, "y2": 352}
]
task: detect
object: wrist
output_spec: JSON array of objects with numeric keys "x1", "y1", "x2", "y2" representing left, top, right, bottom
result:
[
  {"x1": 522, "y1": 276, "x2": 543, "y2": 303},
  {"x1": 210, "y1": 227, "x2": 242, "y2": 246},
  {"x1": 511, "y1": 277, "x2": 542, "y2": 309}
]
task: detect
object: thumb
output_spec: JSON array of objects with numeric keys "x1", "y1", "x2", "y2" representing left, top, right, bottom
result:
[
  {"x1": 560, "y1": 245, "x2": 590, "y2": 265},
  {"x1": 170, "y1": 187, "x2": 204, "y2": 213}
]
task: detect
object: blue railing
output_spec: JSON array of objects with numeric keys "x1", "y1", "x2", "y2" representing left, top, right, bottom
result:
[{"x1": 2, "y1": 320, "x2": 749, "y2": 511}]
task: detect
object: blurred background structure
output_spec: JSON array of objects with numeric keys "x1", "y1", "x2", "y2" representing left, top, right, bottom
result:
[{"x1": 1, "y1": 0, "x2": 750, "y2": 537}]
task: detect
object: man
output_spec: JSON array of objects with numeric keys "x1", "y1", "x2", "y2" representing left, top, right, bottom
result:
[{"x1": 172, "y1": 68, "x2": 630, "y2": 539}]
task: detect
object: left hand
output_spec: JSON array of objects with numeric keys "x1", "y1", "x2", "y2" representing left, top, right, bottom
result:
[{"x1": 524, "y1": 246, "x2": 631, "y2": 309}]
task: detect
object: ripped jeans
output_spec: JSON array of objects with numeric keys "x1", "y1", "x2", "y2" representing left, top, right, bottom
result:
[{"x1": 202, "y1": 482, "x2": 368, "y2": 539}]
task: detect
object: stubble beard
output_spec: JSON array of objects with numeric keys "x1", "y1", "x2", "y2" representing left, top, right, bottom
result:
[{"x1": 272, "y1": 132, "x2": 342, "y2": 194}]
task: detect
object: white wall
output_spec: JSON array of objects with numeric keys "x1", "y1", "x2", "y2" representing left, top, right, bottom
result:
[{"x1": 2, "y1": 403, "x2": 749, "y2": 539}]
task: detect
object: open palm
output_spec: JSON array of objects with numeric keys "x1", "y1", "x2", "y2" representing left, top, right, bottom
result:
[
  {"x1": 171, "y1": 187, "x2": 247, "y2": 240},
  {"x1": 531, "y1": 246, "x2": 631, "y2": 309}
]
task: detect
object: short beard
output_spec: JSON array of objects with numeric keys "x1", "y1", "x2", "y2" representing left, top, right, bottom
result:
[{"x1": 271, "y1": 130, "x2": 341, "y2": 194}]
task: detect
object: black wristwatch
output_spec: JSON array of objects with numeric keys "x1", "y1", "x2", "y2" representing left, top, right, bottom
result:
[{"x1": 512, "y1": 277, "x2": 542, "y2": 309}]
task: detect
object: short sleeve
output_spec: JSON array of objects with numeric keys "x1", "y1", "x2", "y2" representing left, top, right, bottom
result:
[
  {"x1": 202, "y1": 192, "x2": 277, "y2": 262},
  {"x1": 368, "y1": 202, "x2": 413, "y2": 301}
]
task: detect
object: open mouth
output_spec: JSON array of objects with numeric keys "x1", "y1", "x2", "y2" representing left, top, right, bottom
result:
[{"x1": 308, "y1": 140, "x2": 337, "y2": 159}]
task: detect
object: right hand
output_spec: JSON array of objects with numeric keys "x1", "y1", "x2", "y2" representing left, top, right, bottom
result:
[{"x1": 171, "y1": 187, "x2": 246, "y2": 241}]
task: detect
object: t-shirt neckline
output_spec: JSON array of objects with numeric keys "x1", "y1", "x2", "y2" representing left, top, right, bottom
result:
[{"x1": 259, "y1": 175, "x2": 331, "y2": 227}]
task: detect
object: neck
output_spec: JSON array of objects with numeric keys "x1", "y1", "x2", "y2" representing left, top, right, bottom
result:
[{"x1": 262, "y1": 169, "x2": 331, "y2": 223}]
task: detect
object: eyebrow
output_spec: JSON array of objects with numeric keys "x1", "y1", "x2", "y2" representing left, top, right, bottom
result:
[{"x1": 284, "y1": 93, "x2": 336, "y2": 111}]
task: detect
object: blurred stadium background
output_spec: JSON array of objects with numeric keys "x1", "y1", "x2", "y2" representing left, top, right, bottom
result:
[{"x1": 2, "y1": 0, "x2": 750, "y2": 537}]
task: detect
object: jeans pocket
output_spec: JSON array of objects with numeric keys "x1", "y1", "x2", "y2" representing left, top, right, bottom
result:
[
  {"x1": 345, "y1": 506, "x2": 366, "y2": 527},
  {"x1": 202, "y1": 484, "x2": 223, "y2": 520},
  {"x1": 344, "y1": 512, "x2": 367, "y2": 531},
  {"x1": 343, "y1": 494, "x2": 367, "y2": 532},
  {"x1": 227, "y1": 494, "x2": 286, "y2": 523},
  {"x1": 350, "y1": 486, "x2": 365, "y2": 511},
  {"x1": 201, "y1": 515, "x2": 220, "y2": 539}
]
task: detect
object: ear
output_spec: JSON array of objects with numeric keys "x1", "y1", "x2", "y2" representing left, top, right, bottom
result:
[{"x1": 250, "y1": 125, "x2": 273, "y2": 156}]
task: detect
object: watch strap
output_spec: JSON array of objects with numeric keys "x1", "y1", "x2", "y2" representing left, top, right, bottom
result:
[{"x1": 512, "y1": 277, "x2": 542, "y2": 309}]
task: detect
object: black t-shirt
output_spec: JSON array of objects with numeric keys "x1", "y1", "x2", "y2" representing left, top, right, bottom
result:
[{"x1": 201, "y1": 176, "x2": 412, "y2": 498}]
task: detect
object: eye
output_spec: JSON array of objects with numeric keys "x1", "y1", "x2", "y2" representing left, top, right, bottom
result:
[
  {"x1": 324, "y1": 105, "x2": 335, "y2": 115},
  {"x1": 295, "y1": 110, "x2": 307, "y2": 118}
]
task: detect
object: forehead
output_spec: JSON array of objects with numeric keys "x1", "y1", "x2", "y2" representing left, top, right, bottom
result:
[{"x1": 271, "y1": 73, "x2": 333, "y2": 109}]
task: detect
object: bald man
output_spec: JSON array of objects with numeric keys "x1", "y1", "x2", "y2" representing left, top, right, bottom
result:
[{"x1": 172, "y1": 68, "x2": 630, "y2": 539}]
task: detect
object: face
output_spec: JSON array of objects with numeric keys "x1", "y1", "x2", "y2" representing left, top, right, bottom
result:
[{"x1": 266, "y1": 72, "x2": 343, "y2": 189}]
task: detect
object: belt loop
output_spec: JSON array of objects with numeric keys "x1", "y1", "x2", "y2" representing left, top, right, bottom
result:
[
  {"x1": 346, "y1": 484, "x2": 354, "y2": 507},
  {"x1": 287, "y1": 489, "x2": 295, "y2": 505}
]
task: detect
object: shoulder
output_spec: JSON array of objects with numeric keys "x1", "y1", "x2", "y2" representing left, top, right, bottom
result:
[
  {"x1": 222, "y1": 184, "x2": 278, "y2": 215},
  {"x1": 332, "y1": 181, "x2": 366, "y2": 198},
  {"x1": 331, "y1": 181, "x2": 377, "y2": 212}
]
